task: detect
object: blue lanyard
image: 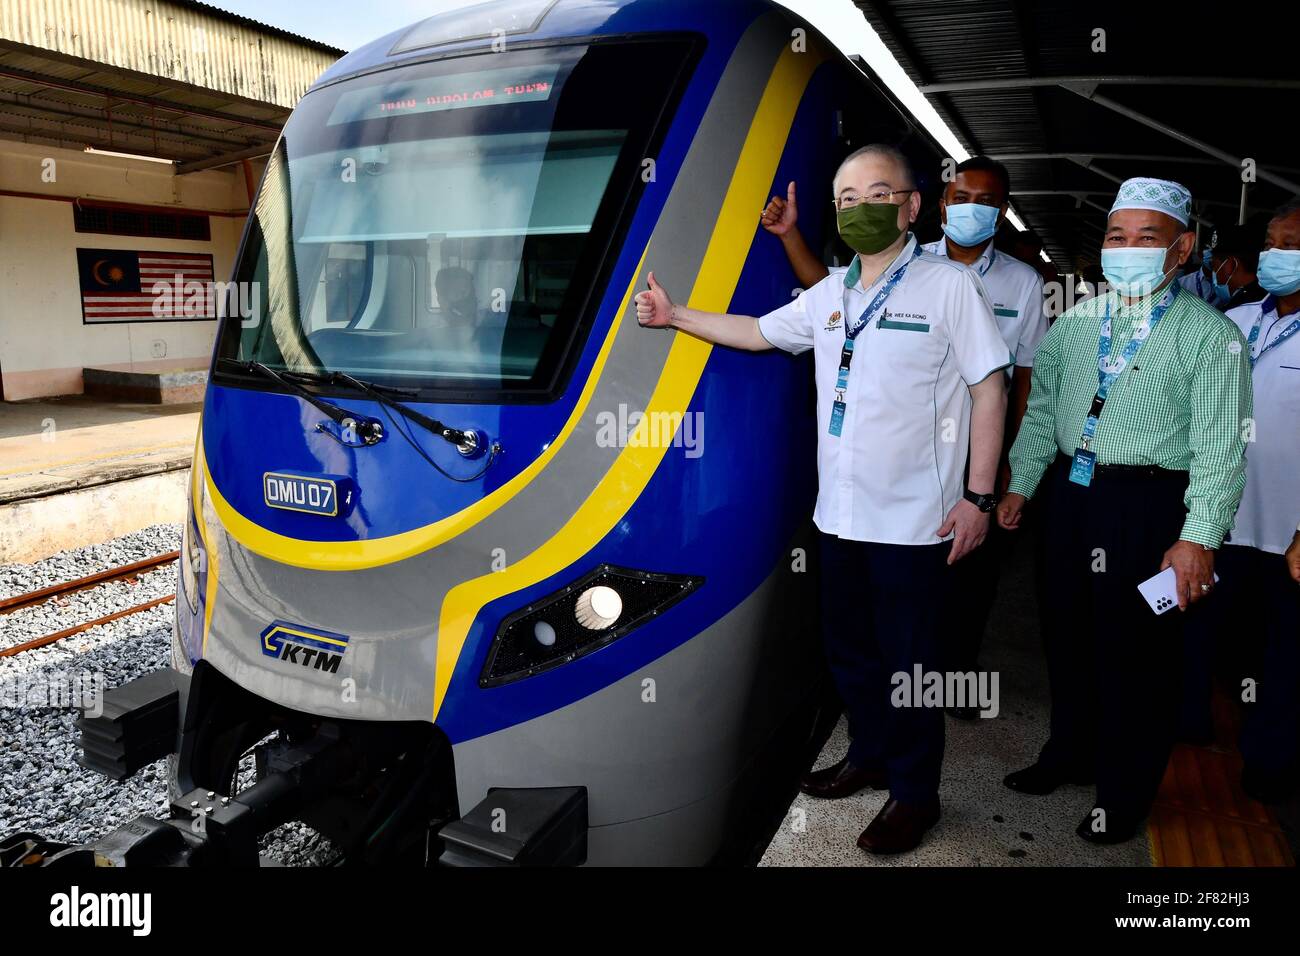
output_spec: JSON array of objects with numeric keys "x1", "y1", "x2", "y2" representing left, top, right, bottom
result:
[
  {"x1": 828, "y1": 245, "x2": 920, "y2": 437},
  {"x1": 1245, "y1": 296, "x2": 1300, "y2": 368},
  {"x1": 1080, "y1": 286, "x2": 1176, "y2": 446},
  {"x1": 844, "y1": 245, "x2": 921, "y2": 340}
]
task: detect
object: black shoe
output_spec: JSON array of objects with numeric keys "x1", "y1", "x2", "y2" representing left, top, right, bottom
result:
[
  {"x1": 1003, "y1": 761, "x2": 1092, "y2": 795},
  {"x1": 857, "y1": 797, "x2": 942, "y2": 854},
  {"x1": 1075, "y1": 808, "x2": 1140, "y2": 845},
  {"x1": 946, "y1": 705, "x2": 980, "y2": 721},
  {"x1": 799, "y1": 757, "x2": 887, "y2": 799}
]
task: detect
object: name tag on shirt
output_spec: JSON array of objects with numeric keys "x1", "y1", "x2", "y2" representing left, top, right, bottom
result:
[
  {"x1": 1068, "y1": 447, "x2": 1096, "y2": 486},
  {"x1": 828, "y1": 399, "x2": 846, "y2": 437}
]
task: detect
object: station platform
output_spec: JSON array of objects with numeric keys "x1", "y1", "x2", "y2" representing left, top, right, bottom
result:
[
  {"x1": 0, "y1": 396, "x2": 198, "y2": 563},
  {"x1": 761, "y1": 528, "x2": 1299, "y2": 868}
]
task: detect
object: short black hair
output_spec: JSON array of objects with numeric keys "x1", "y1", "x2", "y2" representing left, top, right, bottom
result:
[
  {"x1": 1212, "y1": 222, "x2": 1265, "y2": 262},
  {"x1": 952, "y1": 156, "x2": 1011, "y2": 202}
]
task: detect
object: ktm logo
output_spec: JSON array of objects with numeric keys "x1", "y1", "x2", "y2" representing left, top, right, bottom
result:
[{"x1": 259, "y1": 621, "x2": 349, "y2": 673}]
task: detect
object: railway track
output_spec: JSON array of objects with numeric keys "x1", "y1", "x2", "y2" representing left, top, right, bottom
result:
[{"x1": 0, "y1": 551, "x2": 179, "y2": 658}]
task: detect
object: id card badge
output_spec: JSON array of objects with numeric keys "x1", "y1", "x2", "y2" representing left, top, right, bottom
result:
[
  {"x1": 828, "y1": 399, "x2": 846, "y2": 437},
  {"x1": 1068, "y1": 447, "x2": 1096, "y2": 486}
]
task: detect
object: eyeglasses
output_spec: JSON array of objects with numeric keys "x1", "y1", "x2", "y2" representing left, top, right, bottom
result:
[{"x1": 833, "y1": 189, "x2": 915, "y2": 211}]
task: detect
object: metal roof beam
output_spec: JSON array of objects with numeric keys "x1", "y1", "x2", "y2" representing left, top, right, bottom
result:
[
  {"x1": 1012, "y1": 189, "x2": 1267, "y2": 217},
  {"x1": 919, "y1": 75, "x2": 1300, "y2": 93},
  {"x1": 0, "y1": 66, "x2": 284, "y2": 134},
  {"x1": 0, "y1": 119, "x2": 193, "y2": 159},
  {"x1": 991, "y1": 152, "x2": 1300, "y2": 175},
  {"x1": 177, "y1": 144, "x2": 274, "y2": 175},
  {"x1": 1061, "y1": 85, "x2": 1300, "y2": 196},
  {"x1": 0, "y1": 93, "x2": 259, "y2": 152}
]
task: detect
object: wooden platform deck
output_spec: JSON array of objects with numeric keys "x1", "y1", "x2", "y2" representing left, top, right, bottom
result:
[{"x1": 1148, "y1": 689, "x2": 1294, "y2": 867}]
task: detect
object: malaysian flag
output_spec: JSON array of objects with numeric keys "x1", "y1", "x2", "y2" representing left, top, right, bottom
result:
[{"x1": 77, "y1": 248, "x2": 216, "y2": 324}]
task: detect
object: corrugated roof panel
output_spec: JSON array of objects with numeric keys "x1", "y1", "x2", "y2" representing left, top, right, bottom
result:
[{"x1": 0, "y1": 0, "x2": 340, "y2": 109}]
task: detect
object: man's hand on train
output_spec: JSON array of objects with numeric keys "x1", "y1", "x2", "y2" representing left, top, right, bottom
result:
[
  {"x1": 634, "y1": 271, "x2": 675, "y2": 328},
  {"x1": 760, "y1": 181, "x2": 799, "y2": 237}
]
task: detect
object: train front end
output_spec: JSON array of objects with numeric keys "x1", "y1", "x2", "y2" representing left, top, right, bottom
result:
[{"x1": 36, "y1": 0, "x2": 838, "y2": 866}]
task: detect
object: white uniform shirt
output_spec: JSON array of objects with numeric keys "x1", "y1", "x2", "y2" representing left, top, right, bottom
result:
[
  {"x1": 758, "y1": 234, "x2": 1012, "y2": 545},
  {"x1": 1225, "y1": 296, "x2": 1300, "y2": 555},
  {"x1": 922, "y1": 239, "x2": 1048, "y2": 367},
  {"x1": 1178, "y1": 269, "x2": 1216, "y2": 304}
]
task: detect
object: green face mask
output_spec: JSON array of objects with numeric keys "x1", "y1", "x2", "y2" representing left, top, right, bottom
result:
[{"x1": 836, "y1": 201, "x2": 905, "y2": 255}]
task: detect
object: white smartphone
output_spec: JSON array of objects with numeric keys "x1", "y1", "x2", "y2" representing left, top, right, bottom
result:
[{"x1": 1137, "y1": 566, "x2": 1221, "y2": 615}]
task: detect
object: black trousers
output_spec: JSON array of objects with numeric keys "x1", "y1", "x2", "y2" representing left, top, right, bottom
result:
[
  {"x1": 1037, "y1": 455, "x2": 1193, "y2": 823},
  {"x1": 944, "y1": 521, "x2": 1008, "y2": 673},
  {"x1": 819, "y1": 532, "x2": 951, "y2": 804},
  {"x1": 1187, "y1": 544, "x2": 1300, "y2": 775}
]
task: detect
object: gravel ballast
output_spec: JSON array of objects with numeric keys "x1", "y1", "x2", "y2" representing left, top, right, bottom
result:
[{"x1": 0, "y1": 523, "x2": 336, "y2": 866}]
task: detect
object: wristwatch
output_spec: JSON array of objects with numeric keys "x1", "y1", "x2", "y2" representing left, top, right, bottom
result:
[{"x1": 963, "y1": 488, "x2": 998, "y2": 513}]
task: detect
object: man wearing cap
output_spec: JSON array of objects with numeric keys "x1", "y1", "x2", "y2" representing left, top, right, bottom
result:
[
  {"x1": 996, "y1": 177, "x2": 1253, "y2": 844},
  {"x1": 636, "y1": 144, "x2": 1011, "y2": 854}
]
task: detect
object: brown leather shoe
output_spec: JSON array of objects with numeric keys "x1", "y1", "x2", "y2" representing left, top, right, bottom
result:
[
  {"x1": 799, "y1": 757, "x2": 887, "y2": 799},
  {"x1": 856, "y1": 797, "x2": 941, "y2": 854}
]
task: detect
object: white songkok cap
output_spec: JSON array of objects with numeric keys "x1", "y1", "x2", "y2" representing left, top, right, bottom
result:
[{"x1": 1110, "y1": 177, "x2": 1193, "y2": 226}]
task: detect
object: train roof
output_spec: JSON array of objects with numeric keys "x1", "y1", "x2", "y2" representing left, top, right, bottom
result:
[{"x1": 311, "y1": 0, "x2": 791, "y2": 91}]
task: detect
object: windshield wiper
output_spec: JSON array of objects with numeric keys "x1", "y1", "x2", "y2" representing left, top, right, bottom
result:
[
  {"x1": 323, "y1": 371, "x2": 502, "y2": 482},
  {"x1": 216, "y1": 359, "x2": 384, "y2": 446},
  {"x1": 325, "y1": 371, "x2": 485, "y2": 456}
]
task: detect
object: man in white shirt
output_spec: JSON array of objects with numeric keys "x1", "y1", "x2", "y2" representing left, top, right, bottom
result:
[
  {"x1": 919, "y1": 158, "x2": 1048, "y2": 704},
  {"x1": 635, "y1": 144, "x2": 1010, "y2": 854},
  {"x1": 761, "y1": 157, "x2": 1048, "y2": 700},
  {"x1": 1215, "y1": 200, "x2": 1300, "y2": 802}
]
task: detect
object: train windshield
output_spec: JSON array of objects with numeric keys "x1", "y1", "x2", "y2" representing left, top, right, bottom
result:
[{"x1": 215, "y1": 40, "x2": 693, "y2": 397}]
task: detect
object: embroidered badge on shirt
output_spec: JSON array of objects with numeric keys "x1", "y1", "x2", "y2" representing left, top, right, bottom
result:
[{"x1": 825, "y1": 310, "x2": 842, "y2": 331}]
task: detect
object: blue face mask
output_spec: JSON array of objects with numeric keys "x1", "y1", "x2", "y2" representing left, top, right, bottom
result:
[
  {"x1": 942, "y1": 202, "x2": 1000, "y2": 247},
  {"x1": 1257, "y1": 248, "x2": 1300, "y2": 296},
  {"x1": 1100, "y1": 246, "x2": 1176, "y2": 298},
  {"x1": 1208, "y1": 257, "x2": 1235, "y2": 306}
]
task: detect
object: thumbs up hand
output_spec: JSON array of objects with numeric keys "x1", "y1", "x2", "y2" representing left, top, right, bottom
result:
[
  {"x1": 761, "y1": 181, "x2": 799, "y2": 237},
  {"x1": 634, "y1": 271, "x2": 675, "y2": 328}
]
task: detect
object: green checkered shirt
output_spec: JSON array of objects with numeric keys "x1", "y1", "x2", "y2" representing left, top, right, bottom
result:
[{"x1": 1007, "y1": 283, "x2": 1253, "y2": 548}]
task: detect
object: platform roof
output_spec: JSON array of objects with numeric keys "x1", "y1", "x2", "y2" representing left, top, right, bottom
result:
[
  {"x1": 0, "y1": 0, "x2": 343, "y2": 172},
  {"x1": 855, "y1": 0, "x2": 1300, "y2": 272}
]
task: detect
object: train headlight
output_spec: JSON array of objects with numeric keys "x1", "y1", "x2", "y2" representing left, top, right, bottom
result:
[
  {"x1": 574, "y1": 585, "x2": 622, "y2": 630},
  {"x1": 480, "y1": 565, "x2": 702, "y2": 687},
  {"x1": 533, "y1": 620, "x2": 557, "y2": 647}
]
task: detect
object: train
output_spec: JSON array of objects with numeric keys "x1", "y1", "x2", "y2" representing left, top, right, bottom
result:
[{"x1": 9, "y1": 0, "x2": 949, "y2": 866}]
